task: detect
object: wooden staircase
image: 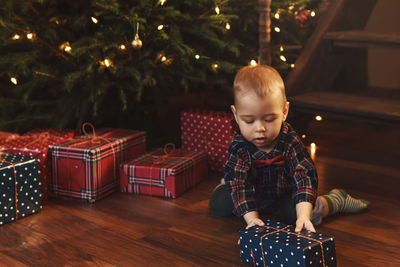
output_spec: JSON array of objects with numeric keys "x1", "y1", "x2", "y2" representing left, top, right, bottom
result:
[{"x1": 285, "y1": 0, "x2": 400, "y2": 127}]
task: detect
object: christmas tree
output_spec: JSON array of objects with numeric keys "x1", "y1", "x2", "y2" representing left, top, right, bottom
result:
[{"x1": 0, "y1": 0, "x2": 321, "y2": 145}]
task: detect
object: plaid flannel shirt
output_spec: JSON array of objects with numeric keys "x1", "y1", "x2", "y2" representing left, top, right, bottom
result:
[{"x1": 224, "y1": 121, "x2": 318, "y2": 217}]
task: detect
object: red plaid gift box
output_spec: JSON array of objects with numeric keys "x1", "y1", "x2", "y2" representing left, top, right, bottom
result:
[
  {"x1": 120, "y1": 147, "x2": 207, "y2": 198},
  {"x1": 181, "y1": 110, "x2": 234, "y2": 173},
  {"x1": 51, "y1": 129, "x2": 146, "y2": 202},
  {"x1": 0, "y1": 129, "x2": 75, "y2": 201}
]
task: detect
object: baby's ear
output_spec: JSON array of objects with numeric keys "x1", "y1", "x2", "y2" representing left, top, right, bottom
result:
[
  {"x1": 283, "y1": 101, "x2": 290, "y2": 121},
  {"x1": 230, "y1": 105, "x2": 238, "y2": 122}
]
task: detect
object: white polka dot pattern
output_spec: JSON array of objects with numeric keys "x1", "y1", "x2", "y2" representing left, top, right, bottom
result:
[
  {"x1": 180, "y1": 110, "x2": 234, "y2": 173},
  {"x1": 0, "y1": 152, "x2": 41, "y2": 226},
  {"x1": 239, "y1": 219, "x2": 336, "y2": 267}
]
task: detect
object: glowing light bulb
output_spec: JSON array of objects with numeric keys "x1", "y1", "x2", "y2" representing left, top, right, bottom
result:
[
  {"x1": 274, "y1": 13, "x2": 280, "y2": 19},
  {"x1": 280, "y1": 55, "x2": 286, "y2": 62},
  {"x1": 91, "y1": 17, "x2": 98, "y2": 24},
  {"x1": 10, "y1": 77, "x2": 18, "y2": 85},
  {"x1": 225, "y1": 22, "x2": 230, "y2": 30},
  {"x1": 195, "y1": 54, "x2": 200, "y2": 60},
  {"x1": 157, "y1": 25, "x2": 164, "y2": 30},
  {"x1": 160, "y1": 0, "x2": 166, "y2": 5},
  {"x1": 161, "y1": 56, "x2": 167, "y2": 62},
  {"x1": 280, "y1": 46, "x2": 284, "y2": 52},
  {"x1": 310, "y1": 142, "x2": 317, "y2": 160},
  {"x1": 274, "y1": 27, "x2": 280, "y2": 32},
  {"x1": 315, "y1": 115, "x2": 322, "y2": 121},
  {"x1": 249, "y1": 60, "x2": 257, "y2": 66},
  {"x1": 119, "y1": 44, "x2": 126, "y2": 50},
  {"x1": 311, "y1": 11, "x2": 316, "y2": 17},
  {"x1": 212, "y1": 63, "x2": 218, "y2": 70},
  {"x1": 290, "y1": 64, "x2": 295, "y2": 68},
  {"x1": 104, "y1": 59, "x2": 111, "y2": 67},
  {"x1": 64, "y1": 45, "x2": 71, "y2": 53},
  {"x1": 215, "y1": 6, "x2": 220, "y2": 15},
  {"x1": 301, "y1": 134, "x2": 306, "y2": 139},
  {"x1": 12, "y1": 34, "x2": 20, "y2": 40},
  {"x1": 26, "y1": 33, "x2": 33, "y2": 39}
]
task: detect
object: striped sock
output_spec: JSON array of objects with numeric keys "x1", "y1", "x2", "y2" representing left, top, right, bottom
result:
[{"x1": 322, "y1": 189, "x2": 370, "y2": 216}]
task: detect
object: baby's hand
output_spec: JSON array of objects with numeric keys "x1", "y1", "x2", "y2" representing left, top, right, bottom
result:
[
  {"x1": 238, "y1": 218, "x2": 265, "y2": 245},
  {"x1": 295, "y1": 217, "x2": 315, "y2": 233},
  {"x1": 246, "y1": 218, "x2": 265, "y2": 229}
]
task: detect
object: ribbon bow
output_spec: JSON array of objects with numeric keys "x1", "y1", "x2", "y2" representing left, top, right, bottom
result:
[{"x1": 252, "y1": 154, "x2": 284, "y2": 167}]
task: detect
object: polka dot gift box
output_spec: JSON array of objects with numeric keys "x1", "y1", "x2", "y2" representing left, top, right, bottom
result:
[
  {"x1": 0, "y1": 129, "x2": 75, "y2": 201},
  {"x1": 180, "y1": 110, "x2": 235, "y2": 173},
  {"x1": 239, "y1": 220, "x2": 336, "y2": 267},
  {"x1": 0, "y1": 152, "x2": 41, "y2": 226}
]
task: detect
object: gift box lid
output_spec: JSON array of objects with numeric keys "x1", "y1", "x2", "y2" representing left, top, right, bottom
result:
[{"x1": 0, "y1": 152, "x2": 37, "y2": 168}]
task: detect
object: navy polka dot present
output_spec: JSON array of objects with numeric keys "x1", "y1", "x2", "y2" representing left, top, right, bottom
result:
[
  {"x1": 239, "y1": 220, "x2": 336, "y2": 267},
  {"x1": 0, "y1": 152, "x2": 41, "y2": 226}
]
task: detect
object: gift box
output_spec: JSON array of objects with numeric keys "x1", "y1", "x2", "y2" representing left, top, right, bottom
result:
[
  {"x1": 180, "y1": 110, "x2": 234, "y2": 173},
  {"x1": 120, "y1": 148, "x2": 207, "y2": 198},
  {"x1": 51, "y1": 129, "x2": 146, "y2": 202},
  {"x1": 239, "y1": 220, "x2": 336, "y2": 267},
  {"x1": 0, "y1": 129, "x2": 75, "y2": 201},
  {"x1": 0, "y1": 131, "x2": 19, "y2": 144},
  {"x1": 0, "y1": 152, "x2": 41, "y2": 226}
]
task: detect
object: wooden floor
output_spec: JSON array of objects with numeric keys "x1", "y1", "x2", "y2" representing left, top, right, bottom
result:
[{"x1": 1, "y1": 119, "x2": 400, "y2": 267}]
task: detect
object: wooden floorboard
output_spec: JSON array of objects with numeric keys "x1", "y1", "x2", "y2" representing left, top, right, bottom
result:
[{"x1": 1, "y1": 119, "x2": 399, "y2": 266}]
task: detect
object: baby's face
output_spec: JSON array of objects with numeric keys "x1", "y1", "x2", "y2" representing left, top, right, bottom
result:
[{"x1": 231, "y1": 90, "x2": 288, "y2": 153}]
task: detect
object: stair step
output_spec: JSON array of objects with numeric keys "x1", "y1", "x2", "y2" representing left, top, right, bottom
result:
[
  {"x1": 288, "y1": 92, "x2": 400, "y2": 124},
  {"x1": 323, "y1": 31, "x2": 400, "y2": 48}
]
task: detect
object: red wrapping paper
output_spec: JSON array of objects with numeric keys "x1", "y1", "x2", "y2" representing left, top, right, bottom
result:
[
  {"x1": 51, "y1": 128, "x2": 146, "y2": 202},
  {"x1": 0, "y1": 129, "x2": 75, "y2": 201},
  {"x1": 120, "y1": 148, "x2": 207, "y2": 198},
  {"x1": 180, "y1": 110, "x2": 234, "y2": 173}
]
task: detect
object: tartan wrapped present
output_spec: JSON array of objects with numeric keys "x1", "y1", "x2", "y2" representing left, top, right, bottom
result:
[
  {"x1": 120, "y1": 147, "x2": 207, "y2": 198},
  {"x1": 51, "y1": 128, "x2": 146, "y2": 202},
  {"x1": 180, "y1": 110, "x2": 235, "y2": 173},
  {"x1": 0, "y1": 152, "x2": 41, "y2": 226},
  {"x1": 239, "y1": 220, "x2": 336, "y2": 267},
  {"x1": 0, "y1": 129, "x2": 75, "y2": 201}
]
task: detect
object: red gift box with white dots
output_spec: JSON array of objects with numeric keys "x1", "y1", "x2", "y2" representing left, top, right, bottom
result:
[
  {"x1": 0, "y1": 129, "x2": 75, "y2": 201},
  {"x1": 180, "y1": 110, "x2": 234, "y2": 173}
]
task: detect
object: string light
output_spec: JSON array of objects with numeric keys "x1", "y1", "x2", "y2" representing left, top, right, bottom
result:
[
  {"x1": 290, "y1": 64, "x2": 295, "y2": 68},
  {"x1": 157, "y1": 25, "x2": 164, "y2": 30},
  {"x1": 161, "y1": 56, "x2": 167, "y2": 62},
  {"x1": 315, "y1": 115, "x2": 322, "y2": 121},
  {"x1": 10, "y1": 77, "x2": 18, "y2": 85},
  {"x1": 211, "y1": 63, "x2": 219, "y2": 71},
  {"x1": 280, "y1": 46, "x2": 284, "y2": 52},
  {"x1": 310, "y1": 142, "x2": 317, "y2": 160},
  {"x1": 274, "y1": 13, "x2": 280, "y2": 19},
  {"x1": 26, "y1": 33, "x2": 34, "y2": 40},
  {"x1": 12, "y1": 34, "x2": 20, "y2": 40},
  {"x1": 119, "y1": 44, "x2": 126, "y2": 50},
  {"x1": 159, "y1": 0, "x2": 166, "y2": 5},
  {"x1": 280, "y1": 55, "x2": 286, "y2": 62},
  {"x1": 301, "y1": 134, "x2": 306, "y2": 139},
  {"x1": 215, "y1": 6, "x2": 220, "y2": 15},
  {"x1": 59, "y1": 42, "x2": 71, "y2": 53},
  {"x1": 311, "y1": 11, "x2": 316, "y2": 17},
  {"x1": 91, "y1": 17, "x2": 98, "y2": 24},
  {"x1": 103, "y1": 59, "x2": 112, "y2": 67},
  {"x1": 249, "y1": 60, "x2": 257, "y2": 66},
  {"x1": 64, "y1": 45, "x2": 71, "y2": 53},
  {"x1": 274, "y1": 27, "x2": 280, "y2": 32},
  {"x1": 195, "y1": 54, "x2": 200, "y2": 60},
  {"x1": 225, "y1": 22, "x2": 230, "y2": 30}
]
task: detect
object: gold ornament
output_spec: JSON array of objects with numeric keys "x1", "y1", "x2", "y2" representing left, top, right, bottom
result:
[
  {"x1": 131, "y1": 33, "x2": 142, "y2": 49},
  {"x1": 131, "y1": 22, "x2": 142, "y2": 49}
]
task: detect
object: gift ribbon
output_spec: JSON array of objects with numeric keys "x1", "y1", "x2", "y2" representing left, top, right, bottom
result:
[
  {"x1": 257, "y1": 225, "x2": 326, "y2": 267},
  {"x1": 0, "y1": 153, "x2": 19, "y2": 221}
]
